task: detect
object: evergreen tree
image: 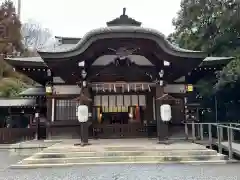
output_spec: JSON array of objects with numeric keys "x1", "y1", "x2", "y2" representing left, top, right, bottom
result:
[
  {"x1": 0, "y1": 0, "x2": 30, "y2": 97},
  {"x1": 169, "y1": 0, "x2": 240, "y2": 121}
]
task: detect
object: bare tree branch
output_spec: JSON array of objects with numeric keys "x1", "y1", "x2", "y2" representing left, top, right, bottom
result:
[{"x1": 21, "y1": 19, "x2": 52, "y2": 50}]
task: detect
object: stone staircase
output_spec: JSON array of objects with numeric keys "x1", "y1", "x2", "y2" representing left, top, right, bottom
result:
[{"x1": 10, "y1": 140, "x2": 232, "y2": 168}]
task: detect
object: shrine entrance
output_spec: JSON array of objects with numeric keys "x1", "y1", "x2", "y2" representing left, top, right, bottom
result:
[{"x1": 91, "y1": 92, "x2": 150, "y2": 138}]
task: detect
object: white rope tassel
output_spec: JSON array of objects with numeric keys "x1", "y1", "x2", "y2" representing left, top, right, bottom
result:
[
  {"x1": 148, "y1": 85, "x2": 151, "y2": 92},
  {"x1": 114, "y1": 84, "x2": 116, "y2": 92},
  {"x1": 96, "y1": 84, "x2": 98, "y2": 92},
  {"x1": 102, "y1": 85, "x2": 105, "y2": 92},
  {"x1": 127, "y1": 84, "x2": 130, "y2": 92},
  {"x1": 122, "y1": 84, "x2": 124, "y2": 93},
  {"x1": 141, "y1": 84, "x2": 144, "y2": 91}
]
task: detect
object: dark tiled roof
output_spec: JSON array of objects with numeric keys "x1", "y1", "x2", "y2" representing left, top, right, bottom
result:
[
  {"x1": 0, "y1": 98, "x2": 36, "y2": 107},
  {"x1": 201, "y1": 57, "x2": 234, "y2": 66},
  {"x1": 55, "y1": 36, "x2": 81, "y2": 44},
  {"x1": 37, "y1": 26, "x2": 205, "y2": 59},
  {"x1": 4, "y1": 56, "x2": 233, "y2": 67},
  {"x1": 19, "y1": 87, "x2": 45, "y2": 96},
  {"x1": 4, "y1": 57, "x2": 47, "y2": 67}
]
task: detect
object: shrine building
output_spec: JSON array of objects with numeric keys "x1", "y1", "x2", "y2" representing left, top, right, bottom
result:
[{"x1": 4, "y1": 9, "x2": 233, "y2": 139}]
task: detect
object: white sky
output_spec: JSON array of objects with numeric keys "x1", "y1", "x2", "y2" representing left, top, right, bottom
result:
[{"x1": 10, "y1": 0, "x2": 181, "y2": 37}]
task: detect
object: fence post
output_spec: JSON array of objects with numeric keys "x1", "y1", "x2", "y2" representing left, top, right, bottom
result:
[
  {"x1": 208, "y1": 124, "x2": 212, "y2": 148},
  {"x1": 200, "y1": 124, "x2": 204, "y2": 140},
  {"x1": 185, "y1": 123, "x2": 188, "y2": 140},
  {"x1": 192, "y1": 121, "x2": 196, "y2": 141},
  {"x1": 227, "y1": 127, "x2": 233, "y2": 160},
  {"x1": 230, "y1": 124, "x2": 235, "y2": 142},
  {"x1": 220, "y1": 126, "x2": 224, "y2": 141},
  {"x1": 217, "y1": 125, "x2": 222, "y2": 154}
]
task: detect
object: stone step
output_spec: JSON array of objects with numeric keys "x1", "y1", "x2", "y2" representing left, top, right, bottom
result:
[
  {"x1": 33, "y1": 149, "x2": 218, "y2": 159},
  {"x1": 44, "y1": 147, "x2": 208, "y2": 153},
  {"x1": 11, "y1": 159, "x2": 238, "y2": 169},
  {"x1": 21, "y1": 154, "x2": 227, "y2": 165}
]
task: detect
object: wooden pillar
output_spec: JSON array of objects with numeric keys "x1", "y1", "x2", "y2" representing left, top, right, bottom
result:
[
  {"x1": 155, "y1": 86, "x2": 168, "y2": 141},
  {"x1": 80, "y1": 87, "x2": 92, "y2": 144},
  {"x1": 46, "y1": 97, "x2": 53, "y2": 139},
  {"x1": 145, "y1": 92, "x2": 153, "y2": 122}
]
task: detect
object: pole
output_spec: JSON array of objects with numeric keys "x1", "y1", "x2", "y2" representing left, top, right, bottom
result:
[
  {"x1": 215, "y1": 95, "x2": 218, "y2": 123},
  {"x1": 17, "y1": 0, "x2": 21, "y2": 19},
  {"x1": 80, "y1": 122, "x2": 84, "y2": 146}
]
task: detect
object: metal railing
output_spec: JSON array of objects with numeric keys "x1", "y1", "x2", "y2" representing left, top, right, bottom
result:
[{"x1": 184, "y1": 122, "x2": 240, "y2": 160}]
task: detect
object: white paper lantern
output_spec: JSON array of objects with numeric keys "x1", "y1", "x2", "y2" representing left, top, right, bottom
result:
[
  {"x1": 77, "y1": 105, "x2": 89, "y2": 122},
  {"x1": 160, "y1": 104, "x2": 172, "y2": 122}
]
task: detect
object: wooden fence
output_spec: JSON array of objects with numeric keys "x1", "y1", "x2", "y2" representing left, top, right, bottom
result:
[{"x1": 0, "y1": 128, "x2": 35, "y2": 144}]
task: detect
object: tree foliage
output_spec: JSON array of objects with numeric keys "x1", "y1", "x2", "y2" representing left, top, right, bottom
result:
[
  {"x1": 170, "y1": 0, "x2": 240, "y2": 90},
  {"x1": 170, "y1": 0, "x2": 240, "y2": 121},
  {"x1": 0, "y1": 0, "x2": 30, "y2": 97}
]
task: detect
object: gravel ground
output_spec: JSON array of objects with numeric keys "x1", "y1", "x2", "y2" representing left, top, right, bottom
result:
[
  {"x1": 0, "y1": 163, "x2": 240, "y2": 180},
  {"x1": 0, "y1": 150, "x2": 240, "y2": 180}
]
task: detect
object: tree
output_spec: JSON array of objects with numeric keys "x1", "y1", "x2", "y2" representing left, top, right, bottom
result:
[
  {"x1": 21, "y1": 20, "x2": 52, "y2": 51},
  {"x1": 170, "y1": 0, "x2": 240, "y2": 121},
  {"x1": 170, "y1": 0, "x2": 240, "y2": 87},
  {"x1": 0, "y1": 0, "x2": 30, "y2": 97}
]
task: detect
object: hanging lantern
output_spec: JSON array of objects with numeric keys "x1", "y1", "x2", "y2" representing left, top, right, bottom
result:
[
  {"x1": 160, "y1": 80, "x2": 163, "y2": 86},
  {"x1": 97, "y1": 107, "x2": 102, "y2": 123},
  {"x1": 129, "y1": 107, "x2": 133, "y2": 119},
  {"x1": 159, "y1": 69, "x2": 164, "y2": 78},
  {"x1": 47, "y1": 69, "x2": 51, "y2": 77},
  {"x1": 45, "y1": 84, "x2": 53, "y2": 94},
  {"x1": 186, "y1": 84, "x2": 193, "y2": 92},
  {"x1": 135, "y1": 105, "x2": 140, "y2": 122}
]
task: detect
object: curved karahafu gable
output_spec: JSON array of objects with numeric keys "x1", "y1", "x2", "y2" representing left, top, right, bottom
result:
[{"x1": 37, "y1": 26, "x2": 207, "y2": 59}]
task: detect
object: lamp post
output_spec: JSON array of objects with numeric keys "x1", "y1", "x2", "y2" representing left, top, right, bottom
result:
[
  {"x1": 34, "y1": 105, "x2": 40, "y2": 140},
  {"x1": 75, "y1": 105, "x2": 89, "y2": 146},
  {"x1": 159, "y1": 104, "x2": 172, "y2": 144},
  {"x1": 215, "y1": 94, "x2": 218, "y2": 123}
]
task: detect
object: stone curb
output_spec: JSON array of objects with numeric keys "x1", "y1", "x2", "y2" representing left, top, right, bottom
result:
[
  {"x1": 10, "y1": 160, "x2": 239, "y2": 169},
  {"x1": 0, "y1": 140, "x2": 61, "y2": 150}
]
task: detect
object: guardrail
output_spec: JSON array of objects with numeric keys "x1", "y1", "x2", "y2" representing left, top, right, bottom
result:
[{"x1": 184, "y1": 122, "x2": 240, "y2": 160}]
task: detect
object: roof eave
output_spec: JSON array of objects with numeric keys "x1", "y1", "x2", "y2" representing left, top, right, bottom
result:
[
  {"x1": 200, "y1": 57, "x2": 234, "y2": 67},
  {"x1": 4, "y1": 57, "x2": 47, "y2": 68},
  {"x1": 37, "y1": 27, "x2": 207, "y2": 59}
]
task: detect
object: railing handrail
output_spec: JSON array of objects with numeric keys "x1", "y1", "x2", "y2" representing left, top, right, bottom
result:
[
  {"x1": 183, "y1": 121, "x2": 235, "y2": 160},
  {"x1": 183, "y1": 122, "x2": 240, "y2": 131}
]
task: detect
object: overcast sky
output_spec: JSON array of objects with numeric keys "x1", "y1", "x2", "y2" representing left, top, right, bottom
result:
[{"x1": 10, "y1": 0, "x2": 181, "y2": 37}]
